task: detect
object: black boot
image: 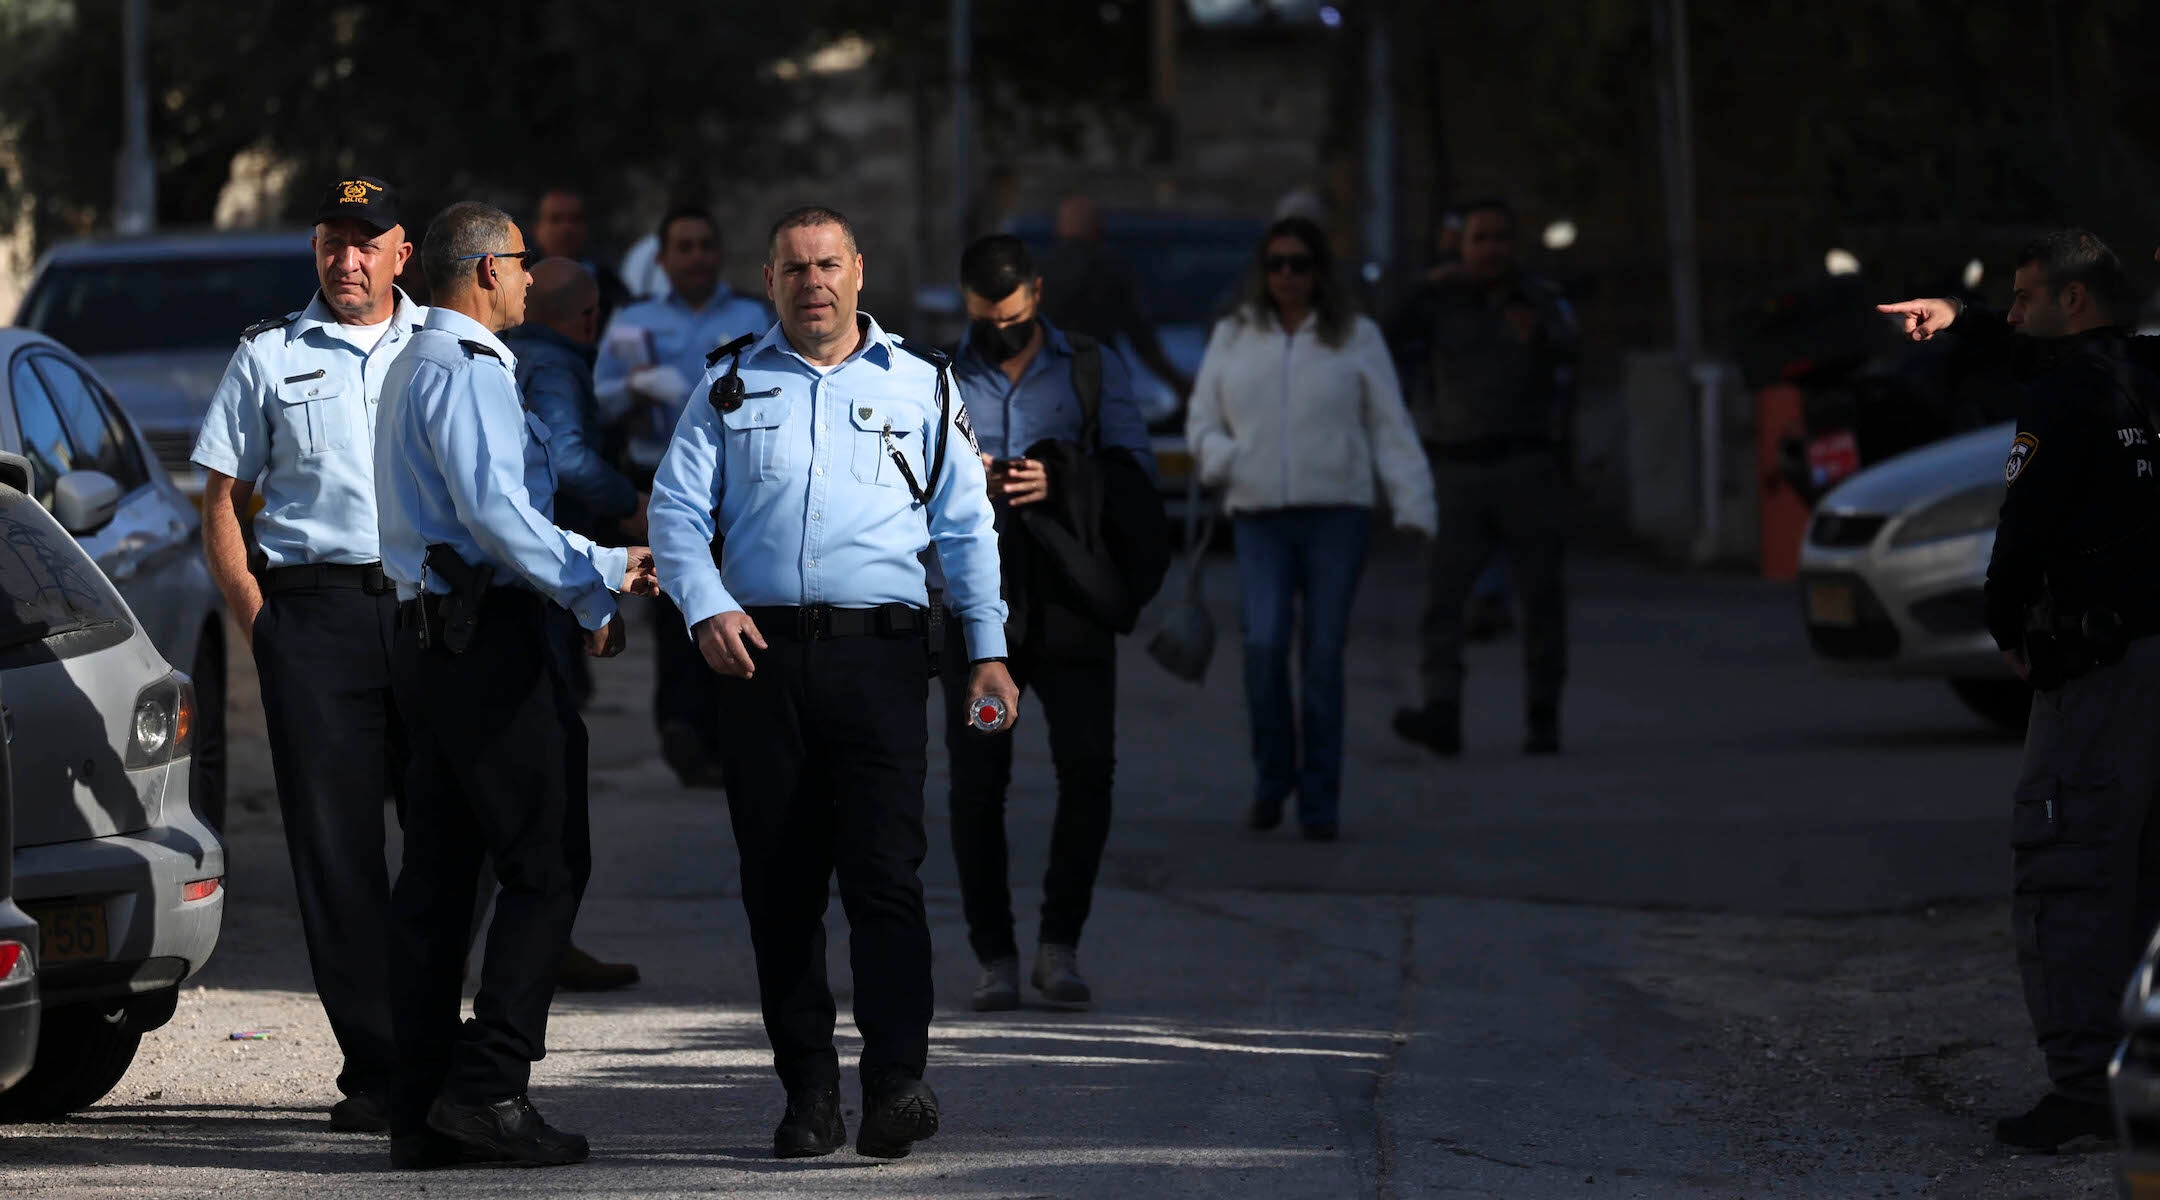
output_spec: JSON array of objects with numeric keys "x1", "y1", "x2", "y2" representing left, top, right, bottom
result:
[
  {"x1": 1392, "y1": 703, "x2": 1462, "y2": 757},
  {"x1": 773, "y1": 1081, "x2": 846, "y2": 1159},
  {"x1": 1525, "y1": 702, "x2": 1560, "y2": 756},
  {"x1": 1993, "y1": 1093, "x2": 2113, "y2": 1151},
  {"x1": 425, "y1": 1094, "x2": 589, "y2": 1166},
  {"x1": 857, "y1": 1073, "x2": 940, "y2": 1160},
  {"x1": 328, "y1": 1091, "x2": 389, "y2": 1133}
]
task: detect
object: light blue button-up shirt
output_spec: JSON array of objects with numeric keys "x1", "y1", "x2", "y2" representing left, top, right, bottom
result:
[
  {"x1": 951, "y1": 318, "x2": 1153, "y2": 464},
  {"x1": 594, "y1": 286, "x2": 775, "y2": 458},
  {"x1": 190, "y1": 288, "x2": 426, "y2": 567},
  {"x1": 648, "y1": 313, "x2": 1009, "y2": 659},
  {"x1": 375, "y1": 308, "x2": 629, "y2": 631}
]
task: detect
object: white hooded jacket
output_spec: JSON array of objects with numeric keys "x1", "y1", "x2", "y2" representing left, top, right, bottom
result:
[{"x1": 1185, "y1": 310, "x2": 1437, "y2": 533}]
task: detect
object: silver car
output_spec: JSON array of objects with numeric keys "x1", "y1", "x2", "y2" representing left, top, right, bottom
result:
[
  {"x1": 0, "y1": 329, "x2": 230, "y2": 827},
  {"x1": 14, "y1": 229, "x2": 318, "y2": 501},
  {"x1": 0, "y1": 459, "x2": 225, "y2": 1120},
  {"x1": 1796, "y1": 421, "x2": 2028, "y2": 730},
  {"x1": 0, "y1": 681, "x2": 39, "y2": 1097}
]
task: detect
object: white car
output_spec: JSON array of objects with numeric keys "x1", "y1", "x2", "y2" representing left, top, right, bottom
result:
[
  {"x1": 0, "y1": 456, "x2": 225, "y2": 1120},
  {"x1": 1797, "y1": 421, "x2": 2027, "y2": 730}
]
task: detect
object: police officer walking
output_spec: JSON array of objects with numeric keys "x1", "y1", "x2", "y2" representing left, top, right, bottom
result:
[
  {"x1": 374, "y1": 201, "x2": 654, "y2": 1169},
  {"x1": 1883, "y1": 231, "x2": 2160, "y2": 1151},
  {"x1": 190, "y1": 174, "x2": 425, "y2": 1134},
  {"x1": 945, "y1": 234, "x2": 1156, "y2": 1013},
  {"x1": 596, "y1": 204, "x2": 773, "y2": 789},
  {"x1": 1385, "y1": 199, "x2": 1578, "y2": 756},
  {"x1": 649, "y1": 206, "x2": 1016, "y2": 1161}
]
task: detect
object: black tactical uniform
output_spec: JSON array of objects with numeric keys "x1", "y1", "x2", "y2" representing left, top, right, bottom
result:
[{"x1": 1984, "y1": 328, "x2": 2160, "y2": 1139}]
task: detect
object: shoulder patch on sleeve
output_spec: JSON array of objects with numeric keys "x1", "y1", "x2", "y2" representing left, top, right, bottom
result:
[
  {"x1": 704, "y1": 332, "x2": 758, "y2": 367},
  {"x1": 2005, "y1": 431, "x2": 2039, "y2": 484},
  {"x1": 895, "y1": 338, "x2": 951, "y2": 370},
  {"x1": 952, "y1": 397, "x2": 979, "y2": 452},
  {"x1": 458, "y1": 339, "x2": 502, "y2": 361},
  {"x1": 241, "y1": 313, "x2": 297, "y2": 341}
]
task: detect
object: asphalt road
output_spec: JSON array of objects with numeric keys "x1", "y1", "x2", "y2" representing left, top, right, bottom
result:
[{"x1": 0, "y1": 538, "x2": 2118, "y2": 1197}]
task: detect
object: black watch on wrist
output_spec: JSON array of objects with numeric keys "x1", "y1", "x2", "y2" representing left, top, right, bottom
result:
[{"x1": 970, "y1": 656, "x2": 1009, "y2": 666}]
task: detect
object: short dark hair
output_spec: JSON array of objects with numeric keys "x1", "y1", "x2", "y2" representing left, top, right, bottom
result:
[
  {"x1": 766, "y1": 206, "x2": 859, "y2": 261},
  {"x1": 656, "y1": 204, "x2": 717, "y2": 251},
  {"x1": 420, "y1": 201, "x2": 513, "y2": 297},
  {"x1": 1460, "y1": 198, "x2": 1515, "y2": 232},
  {"x1": 959, "y1": 235, "x2": 1036, "y2": 301},
  {"x1": 2017, "y1": 228, "x2": 2133, "y2": 320}
]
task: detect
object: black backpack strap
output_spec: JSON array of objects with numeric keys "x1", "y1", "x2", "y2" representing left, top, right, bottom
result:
[
  {"x1": 896, "y1": 338, "x2": 955, "y2": 505},
  {"x1": 1067, "y1": 332, "x2": 1103, "y2": 452}
]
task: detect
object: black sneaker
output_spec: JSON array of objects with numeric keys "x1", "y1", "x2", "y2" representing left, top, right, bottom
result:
[
  {"x1": 1300, "y1": 823, "x2": 1339, "y2": 842},
  {"x1": 1993, "y1": 1093, "x2": 2114, "y2": 1151},
  {"x1": 659, "y1": 722, "x2": 727, "y2": 789},
  {"x1": 389, "y1": 1130, "x2": 511, "y2": 1170},
  {"x1": 557, "y1": 944, "x2": 640, "y2": 992},
  {"x1": 773, "y1": 1081, "x2": 846, "y2": 1159},
  {"x1": 856, "y1": 1074, "x2": 940, "y2": 1160},
  {"x1": 329, "y1": 1091, "x2": 389, "y2": 1133},
  {"x1": 426, "y1": 1093, "x2": 589, "y2": 1166},
  {"x1": 1247, "y1": 794, "x2": 1285, "y2": 832},
  {"x1": 1392, "y1": 704, "x2": 1462, "y2": 757},
  {"x1": 1525, "y1": 702, "x2": 1561, "y2": 756}
]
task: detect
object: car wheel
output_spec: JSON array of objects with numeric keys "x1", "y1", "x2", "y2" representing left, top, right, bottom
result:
[
  {"x1": 0, "y1": 1004, "x2": 143, "y2": 1120},
  {"x1": 1949, "y1": 677, "x2": 2032, "y2": 735},
  {"x1": 190, "y1": 628, "x2": 227, "y2": 833}
]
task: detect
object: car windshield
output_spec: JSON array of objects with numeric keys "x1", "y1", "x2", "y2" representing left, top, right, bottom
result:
[
  {"x1": 0, "y1": 490, "x2": 129, "y2": 653},
  {"x1": 18, "y1": 254, "x2": 320, "y2": 357}
]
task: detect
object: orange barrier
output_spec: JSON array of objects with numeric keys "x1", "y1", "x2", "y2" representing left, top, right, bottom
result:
[{"x1": 1758, "y1": 383, "x2": 1809, "y2": 580}]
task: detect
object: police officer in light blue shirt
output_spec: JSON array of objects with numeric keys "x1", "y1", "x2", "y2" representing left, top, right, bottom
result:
[
  {"x1": 648, "y1": 205, "x2": 1015, "y2": 1163},
  {"x1": 593, "y1": 202, "x2": 772, "y2": 787},
  {"x1": 372, "y1": 201, "x2": 653, "y2": 1171},
  {"x1": 189, "y1": 174, "x2": 424, "y2": 1135}
]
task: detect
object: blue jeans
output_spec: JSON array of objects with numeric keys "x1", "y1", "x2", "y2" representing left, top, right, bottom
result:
[{"x1": 1233, "y1": 507, "x2": 1371, "y2": 829}]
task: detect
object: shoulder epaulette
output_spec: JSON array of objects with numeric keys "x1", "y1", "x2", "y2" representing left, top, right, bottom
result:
[
  {"x1": 705, "y1": 333, "x2": 758, "y2": 367},
  {"x1": 458, "y1": 339, "x2": 502, "y2": 361},
  {"x1": 895, "y1": 338, "x2": 951, "y2": 370},
  {"x1": 241, "y1": 313, "x2": 297, "y2": 341}
]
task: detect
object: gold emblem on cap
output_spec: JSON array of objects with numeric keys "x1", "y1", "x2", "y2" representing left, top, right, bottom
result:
[{"x1": 339, "y1": 179, "x2": 383, "y2": 205}]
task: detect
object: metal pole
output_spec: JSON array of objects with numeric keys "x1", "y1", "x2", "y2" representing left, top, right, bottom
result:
[
  {"x1": 950, "y1": 0, "x2": 971, "y2": 260},
  {"x1": 1362, "y1": 9, "x2": 1395, "y2": 281},
  {"x1": 114, "y1": 0, "x2": 155, "y2": 234}
]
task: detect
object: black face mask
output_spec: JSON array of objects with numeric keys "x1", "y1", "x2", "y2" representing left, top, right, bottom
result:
[{"x1": 970, "y1": 317, "x2": 1037, "y2": 364}]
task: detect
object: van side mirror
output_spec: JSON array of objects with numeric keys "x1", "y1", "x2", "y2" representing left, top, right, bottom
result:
[{"x1": 53, "y1": 470, "x2": 123, "y2": 536}]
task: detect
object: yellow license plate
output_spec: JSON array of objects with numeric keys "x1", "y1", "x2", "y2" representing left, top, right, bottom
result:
[
  {"x1": 1807, "y1": 582, "x2": 1857, "y2": 627},
  {"x1": 31, "y1": 902, "x2": 109, "y2": 965}
]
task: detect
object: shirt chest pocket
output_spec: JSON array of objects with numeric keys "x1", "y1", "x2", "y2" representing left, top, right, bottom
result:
[
  {"x1": 721, "y1": 396, "x2": 791, "y2": 483},
  {"x1": 849, "y1": 401, "x2": 920, "y2": 492},
  {"x1": 522, "y1": 410, "x2": 557, "y2": 496},
  {"x1": 275, "y1": 373, "x2": 350, "y2": 459}
]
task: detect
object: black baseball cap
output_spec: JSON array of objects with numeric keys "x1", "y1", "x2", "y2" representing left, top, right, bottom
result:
[{"x1": 312, "y1": 175, "x2": 402, "y2": 234}]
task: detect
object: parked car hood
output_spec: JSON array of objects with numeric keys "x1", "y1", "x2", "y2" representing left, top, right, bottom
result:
[
  {"x1": 1817, "y1": 421, "x2": 2015, "y2": 514},
  {"x1": 87, "y1": 350, "x2": 229, "y2": 429}
]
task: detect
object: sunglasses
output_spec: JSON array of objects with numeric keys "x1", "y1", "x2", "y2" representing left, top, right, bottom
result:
[
  {"x1": 456, "y1": 249, "x2": 539, "y2": 267},
  {"x1": 1265, "y1": 254, "x2": 1316, "y2": 276}
]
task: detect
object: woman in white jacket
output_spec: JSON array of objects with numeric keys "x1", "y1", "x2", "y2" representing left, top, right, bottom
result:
[{"x1": 1185, "y1": 216, "x2": 1437, "y2": 840}]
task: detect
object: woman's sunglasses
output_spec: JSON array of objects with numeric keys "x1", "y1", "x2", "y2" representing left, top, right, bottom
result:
[{"x1": 1265, "y1": 254, "x2": 1316, "y2": 276}]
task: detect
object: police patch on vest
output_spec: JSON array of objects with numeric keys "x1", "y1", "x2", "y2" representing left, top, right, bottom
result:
[
  {"x1": 2005, "y1": 432, "x2": 2039, "y2": 484},
  {"x1": 953, "y1": 400, "x2": 980, "y2": 452}
]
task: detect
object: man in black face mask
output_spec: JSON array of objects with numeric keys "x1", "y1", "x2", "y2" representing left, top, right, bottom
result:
[{"x1": 943, "y1": 235, "x2": 1155, "y2": 1014}]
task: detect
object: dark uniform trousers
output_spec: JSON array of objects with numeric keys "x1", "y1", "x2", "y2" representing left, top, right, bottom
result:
[
  {"x1": 715, "y1": 629, "x2": 934, "y2": 1092},
  {"x1": 250, "y1": 584, "x2": 407, "y2": 1100},
  {"x1": 1419, "y1": 448, "x2": 1569, "y2": 709},
  {"x1": 2012, "y1": 635, "x2": 2160, "y2": 1105},
  {"x1": 938, "y1": 623, "x2": 1115, "y2": 964},
  {"x1": 654, "y1": 594, "x2": 722, "y2": 752},
  {"x1": 385, "y1": 590, "x2": 591, "y2": 1135}
]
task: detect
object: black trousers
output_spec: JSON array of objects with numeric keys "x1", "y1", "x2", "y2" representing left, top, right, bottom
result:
[
  {"x1": 939, "y1": 623, "x2": 1116, "y2": 963},
  {"x1": 386, "y1": 590, "x2": 591, "y2": 1134},
  {"x1": 250, "y1": 585, "x2": 406, "y2": 1099},
  {"x1": 1419, "y1": 451, "x2": 1569, "y2": 710},
  {"x1": 2012, "y1": 635, "x2": 2160, "y2": 1104},
  {"x1": 652, "y1": 595, "x2": 721, "y2": 753},
  {"x1": 714, "y1": 630, "x2": 933, "y2": 1092}
]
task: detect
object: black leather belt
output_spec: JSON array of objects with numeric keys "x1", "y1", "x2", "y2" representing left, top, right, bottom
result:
[
  {"x1": 742, "y1": 604, "x2": 928, "y2": 641},
  {"x1": 1426, "y1": 435, "x2": 1559, "y2": 464},
  {"x1": 261, "y1": 562, "x2": 392, "y2": 595}
]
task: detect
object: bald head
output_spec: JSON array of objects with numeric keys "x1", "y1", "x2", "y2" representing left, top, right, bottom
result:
[
  {"x1": 527, "y1": 257, "x2": 600, "y2": 344},
  {"x1": 1054, "y1": 193, "x2": 1100, "y2": 242}
]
